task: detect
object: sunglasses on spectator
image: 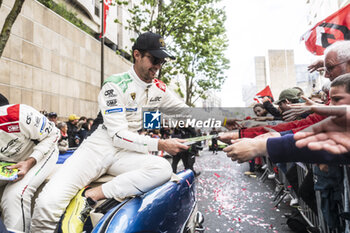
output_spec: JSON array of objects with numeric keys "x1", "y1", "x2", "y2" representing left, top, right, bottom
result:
[{"x1": 145, "y1": 55, "x2": 166, "y2": 66}]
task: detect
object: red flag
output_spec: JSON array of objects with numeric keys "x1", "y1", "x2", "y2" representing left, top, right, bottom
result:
[
  {"x1": 253, "y1": 85, "x2": 274, "y2": 103},
  {"x1": 301, "y1": 4, "x2": 350, "y2": 55},
  {"x1": 100, "y1": 0, "x2": 112, "y2": 38}
]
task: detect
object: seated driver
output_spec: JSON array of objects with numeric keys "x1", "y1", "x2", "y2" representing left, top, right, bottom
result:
[
  {"x1": 0, "y1": 94, "x2": 59, "y2": 232},
  {"x1": 31, "y1": 32, "x2": 190, "y2": 233}
]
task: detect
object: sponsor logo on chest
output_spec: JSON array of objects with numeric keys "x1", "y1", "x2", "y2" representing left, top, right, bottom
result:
[
  {"x1": 106, "y1": 99, "x2": 118, "y2": 106},
  {"x1": 104, "y1": 89, "x2": 117, "y2": 98},
  {"x1": 150, "y1": 96, "x2": 162, "y2": 103}
]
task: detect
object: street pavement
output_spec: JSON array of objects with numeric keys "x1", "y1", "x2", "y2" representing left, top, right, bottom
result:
[{"x1": 189, "y1": 149, "x2": 295, "y2": 233}]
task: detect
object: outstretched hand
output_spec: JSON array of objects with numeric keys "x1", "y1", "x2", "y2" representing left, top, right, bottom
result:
[
  {"x1": 223, "y1": 138, "x2": 267, "y2": 163},
  {"x1": 307, "y1": 59, "x2": 324, "y2": 73},
  {"x1": 294, "y1": 105, "x2": 350, "y2": 154},
  {"x1": 295, "y1": 131, "x2": 350, "y2": 154},
  {"x1": 218, "y1": 131, "x2": 239, "y2": 144},
  {"x1": 282, "y1": 97, "x2": 325, "y2": 121},
  {"x1": 223, "y1": 119, "x2": 243, "y2": 130}
]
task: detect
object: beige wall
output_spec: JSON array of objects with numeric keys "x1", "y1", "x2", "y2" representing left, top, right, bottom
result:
[{"x1": 0, "y1": 0, "x2": 131, "y2": 119}]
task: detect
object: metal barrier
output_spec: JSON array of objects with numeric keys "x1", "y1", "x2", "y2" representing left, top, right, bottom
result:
[{"x1": 258, "y1": 159, "x2": 349, "y2": 233}]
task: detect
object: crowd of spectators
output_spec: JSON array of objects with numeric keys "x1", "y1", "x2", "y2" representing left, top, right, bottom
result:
[
  {"x1": 34, "y1": 39, "x2": 350, "y2": 232},
  {"x1": 39, "y1": 111, "x2": 95, "y2": 153},
  {"x1": 218, "y1": 40, "x2": 350, "y2": 232}
]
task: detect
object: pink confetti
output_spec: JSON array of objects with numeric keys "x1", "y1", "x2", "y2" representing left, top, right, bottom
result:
[{"x1": 214, "y1": 173, "x2": 221, "y2": 178}]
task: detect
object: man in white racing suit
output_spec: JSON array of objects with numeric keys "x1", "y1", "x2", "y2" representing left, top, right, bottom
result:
[
  {"x1": 31, "y1": 32, "x2": 189, "y2": 232},
  {"x1": 0, "y1": 94, "x2": 59, "y2": 232}
]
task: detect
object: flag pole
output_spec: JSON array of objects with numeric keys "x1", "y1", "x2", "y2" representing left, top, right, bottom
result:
[{"x1": 100, "y1": 0, "x2": 105, "y2": 88}]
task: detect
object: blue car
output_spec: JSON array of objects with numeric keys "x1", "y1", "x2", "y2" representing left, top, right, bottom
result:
[{"x1": 58, "y1": 151, "x2": 204, "y2": 233}]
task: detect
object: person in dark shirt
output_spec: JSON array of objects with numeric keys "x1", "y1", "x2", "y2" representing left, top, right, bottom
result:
[
  {"x1": 171, "y1": 126, "x2": 201, "y2": 176},
  {"x1": 210, "y1": 127, "x2": 218, "y2": 154},
  {"x1": 66, "y1": 114, "x2": 79, "y2": 148}
]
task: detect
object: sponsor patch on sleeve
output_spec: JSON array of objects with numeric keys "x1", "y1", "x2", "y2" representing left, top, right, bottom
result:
[
  {"x1": 104, "y1": 108, "x2": 123, "y2": 114},
  {"x1": 39, "y1": 117, "x2": 46, "y2": 134},
  {"x1": 0, "y1": 123, "x2": 20, "y2": 133},
  {"x1": 125, "y1": 108, "x2": 138, "y2": 112}
]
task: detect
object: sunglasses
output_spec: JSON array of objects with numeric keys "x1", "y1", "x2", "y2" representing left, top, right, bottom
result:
[{"x1": 145, "y1": 55, "x2": 166, "y2": 66}]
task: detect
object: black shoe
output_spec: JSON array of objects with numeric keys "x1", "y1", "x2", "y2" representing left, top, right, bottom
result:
[{"x1": 194, "y1": 171, "x2": 201, "y2": 177}]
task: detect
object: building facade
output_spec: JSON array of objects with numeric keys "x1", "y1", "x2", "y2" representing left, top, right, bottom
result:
[
  {"x1": 0, "y1": 0, "x2": 131, "y2": 119},
  {"x1": 52, "y1": 0, "x2": 138, "y2": 52}
]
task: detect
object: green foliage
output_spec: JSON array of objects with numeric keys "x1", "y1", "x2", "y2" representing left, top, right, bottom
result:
[
  {"x1": 115, "y1": 0, "x2": 229, "y2": 106},
  {"x1": 174, "y1": 82, "x2": 185, "y2": 98},
  {"x1": 37, "y1": 0, "x2": 96, "y2": 37}
]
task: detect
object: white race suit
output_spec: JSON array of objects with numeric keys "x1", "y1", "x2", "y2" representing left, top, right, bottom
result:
[
  {"x1": 31, "y1": 67, "x2": 188, "y2": 232},
  {"x1": 0, "y1": 104, "x2": 59, "y2": 232}
]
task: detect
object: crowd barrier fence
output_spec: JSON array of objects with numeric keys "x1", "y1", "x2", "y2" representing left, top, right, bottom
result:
[{"x1": 259, "y1": 158, "x2": 350, "y2": 233}]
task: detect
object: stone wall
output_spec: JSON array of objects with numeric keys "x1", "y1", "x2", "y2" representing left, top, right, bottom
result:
[{"x1": 0, "y1": 0, "x2": 131, "y2": 119}]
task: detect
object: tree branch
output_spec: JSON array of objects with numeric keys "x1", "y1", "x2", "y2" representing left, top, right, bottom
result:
[
  {"x1": 0, "y1": 0, "x2": 26, "y2": 57},
  {"x1": 192, "y1": 95, "x2": 200, "y2": 105}
]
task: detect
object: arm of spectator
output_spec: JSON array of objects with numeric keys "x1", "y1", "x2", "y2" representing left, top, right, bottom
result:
[
  {"x1": 254, "y1": 130, "x2": 280, "y2": 139},
  {"x1": 223, "y1": 129, "x2": 280, "y2": 163},
  {"x1": 268, "y1": 134, "x2": 350, "y2": 163},
  {"x1": 282, "y1": 108, "x2": 311, "y2": 121},
  {"x1": 287, "y1": 96, "x2": 321, "y2": 107},
  {"x1": 223, "y1": 118, "x2": 243, "y2": 130},
  {"x1": 294, "y1": 104, "x2": 348, "y2": 138},
  {"x1": 263, "y1": 100, "x2": 282, "y2": 118},
  {"x1": 282, "y1": 96, "x2": 325, "y2": 121},
  {"x1": 293, "y1": 106, "x2": 350, "y2": 153},
  {"x1": 240, "y1": 120, "x2": 269, "y2": 128},
  {"x1": 218, "y1": 131, "x2": 239, "y2": 144},
  {"x1": 223, "y1": 138, "x2": 268, "y2": 163},
  {"x1": 254, "y1": 116, "x2": 274, "y2": 121},
  {"x1": 295, "y1": 131, "x2": 350, "y2": 154},
  {"x1": 224, "y1": 133, "x2": 350, "y2": 164},
  {"x1": 309, "y1": 105, "x2": 349, "y2": 118},
  {"x1": 262, "y1": 97, "x2": 271, "y2": 103},
  {"x1": 307, "y1": 59, "x2": 324, "y2": 73}
]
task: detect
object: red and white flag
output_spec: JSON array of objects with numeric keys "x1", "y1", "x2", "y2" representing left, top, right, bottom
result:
[
  {"x1": 100, "y1": 0, "x2": 112, "y2": 37},
  {"x1": 301, "y1": 4, "x2": 350, "y2": 55},
  {"x1": 253, "y1": 85, "x2": 274, "y2": 103}
]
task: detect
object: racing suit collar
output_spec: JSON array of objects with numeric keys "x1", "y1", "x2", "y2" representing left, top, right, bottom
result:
[{"x1": 130, "y1": 66, "x2": 153, "y2": 89}]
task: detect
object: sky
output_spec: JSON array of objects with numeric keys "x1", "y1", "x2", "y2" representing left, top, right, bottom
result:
[{"x1": 218, "y1": 0, "x2": 317, "y2": 107}]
